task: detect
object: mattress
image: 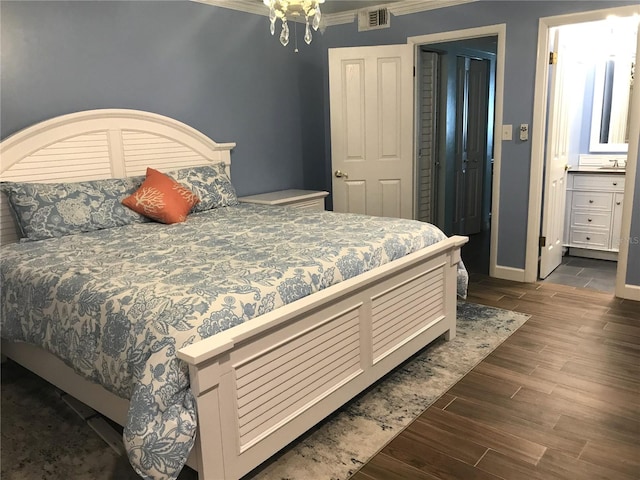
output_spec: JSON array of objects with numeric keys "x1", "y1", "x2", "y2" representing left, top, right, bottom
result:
[{"x1": 0, "y1": 203, "x2": 468, "y2": 479}]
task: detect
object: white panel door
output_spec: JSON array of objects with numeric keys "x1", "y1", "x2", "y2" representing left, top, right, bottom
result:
[
  {"x1": 540, "y1": 30, "x2": 574, "y2": 279},
  {"x1": 329, "y1": 45, "x2": 414, "y2": 219}
]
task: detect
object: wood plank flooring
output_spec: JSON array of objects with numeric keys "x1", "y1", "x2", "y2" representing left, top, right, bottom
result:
[{"x1": 352, "y1": 274, "x2": 640, "y2": 480}]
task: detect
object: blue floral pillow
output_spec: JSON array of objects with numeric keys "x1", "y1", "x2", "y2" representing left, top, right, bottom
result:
[
  {"x1": 167, "y1": 163, "x2": 238, "y2": 213},
  {"x1": 1, "y1": 176, "x2": 149, "y2": 241}
]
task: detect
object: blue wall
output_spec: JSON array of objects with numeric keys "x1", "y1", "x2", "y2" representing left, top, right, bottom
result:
[
  {"x1": 0, "y1": 0, "x2": 320, "y2": 196},
  {"x1": 1, "y1": 0, "x2": 638, "y2": 287}
]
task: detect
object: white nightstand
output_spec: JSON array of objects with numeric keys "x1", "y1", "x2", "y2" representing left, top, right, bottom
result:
[{"x1": 238, "y1": 189, "x2": 329, "y2": 211}]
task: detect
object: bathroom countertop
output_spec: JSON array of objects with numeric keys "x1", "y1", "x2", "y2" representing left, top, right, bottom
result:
[{"x1": 567, "y1": 166, "x2": 626, "y2": 174}]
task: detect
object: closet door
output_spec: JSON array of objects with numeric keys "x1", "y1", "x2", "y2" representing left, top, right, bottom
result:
[
  {"x1": 417, "y1": 50, "x2": 439, "y2": 224},
  {"x1": 453, "y1": 56, "x2": 489, "y2": 235}
]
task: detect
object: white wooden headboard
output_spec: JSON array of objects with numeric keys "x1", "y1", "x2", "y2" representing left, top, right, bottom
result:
[{"x1": 0, "y1": 109, "x2": 236, "y2": 244}]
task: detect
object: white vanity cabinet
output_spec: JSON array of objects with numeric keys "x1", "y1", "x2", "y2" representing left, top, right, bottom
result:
[{"x1": 564, "y1": 173, "x2": 625, "y2": 258}]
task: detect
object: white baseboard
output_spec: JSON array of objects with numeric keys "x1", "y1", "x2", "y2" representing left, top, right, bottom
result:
[
  {"x1": 567, "y1": 247, "x2": 618, "y2": 262},
  {"x1": 491, "y1": 265, "x2": 526, "y2": 282},
  {"x1": 618, "y1": 283, "x2": 640, "y2": 301}
]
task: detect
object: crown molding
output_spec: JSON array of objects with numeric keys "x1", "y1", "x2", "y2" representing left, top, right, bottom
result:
[
  {"x1": 324, "y1": 11, "x2": 358, "y2": 27},
  {"x1": 194, "y1": 0, "x2": 477, "y2": 27},
  {"x1": 387, "y1": 0, "x2": 475, "y2": 16},
  {"x1": 193, "y1": 0, "x2": 267, "y2": 17}
]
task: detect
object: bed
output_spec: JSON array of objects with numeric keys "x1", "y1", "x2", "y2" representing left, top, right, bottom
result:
[{"x1": 0, "y1": 109, "x2": 468, "y2": 480}]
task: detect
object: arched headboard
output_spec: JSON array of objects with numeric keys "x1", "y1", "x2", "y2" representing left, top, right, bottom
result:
[{"x1": 0, "y1": 109, "x2": 236, "y2": 244}]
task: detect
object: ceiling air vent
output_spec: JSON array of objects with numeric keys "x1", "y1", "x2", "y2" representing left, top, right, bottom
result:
[{"x1": 358, "y1": 8, "x2": 390, "y2": 32}]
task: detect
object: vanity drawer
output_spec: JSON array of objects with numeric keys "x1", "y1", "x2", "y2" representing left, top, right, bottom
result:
[
  {"x1": 570, "y1": 211, "x2": 611, "y2": 229},
  {"x1": 571, "y1": 192, "x2": 612, "y2": 211},
  {"x1": 571, "y1": 175, "x2": 625, "y2": 192},
  {"x1": 569, "y1": 230, "x2": 609, "y2": 249}
]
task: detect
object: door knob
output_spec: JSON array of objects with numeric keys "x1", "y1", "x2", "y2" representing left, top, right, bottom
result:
[{"x1": 334, "y1": 170, "x2": 349, "y2": 178}]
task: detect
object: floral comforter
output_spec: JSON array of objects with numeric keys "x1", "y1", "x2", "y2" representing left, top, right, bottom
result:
[{"x1": 0, "y1": 204, "x2": 468, "y2": 479}]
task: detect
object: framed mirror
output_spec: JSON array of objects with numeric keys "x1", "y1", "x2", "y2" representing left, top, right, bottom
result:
[{"x1": 589, "y1": 56, "x2": 634, "y2": 153}]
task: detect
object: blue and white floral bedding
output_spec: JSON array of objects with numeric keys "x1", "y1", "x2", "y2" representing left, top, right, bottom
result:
[{"x1": 0, "y1": 204, "x2": 468, "y2": 480}]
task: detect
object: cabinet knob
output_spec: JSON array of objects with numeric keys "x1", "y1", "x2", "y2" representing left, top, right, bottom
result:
[
  {"x1": 613, "y1": 182, "x2": 617, "y2": 186},
  {"x1": 588, "y1": 218, "x2": 592, "y2": 222},
  {"x1": 588, "y1": 199, "x2": 594, "y2": 204},
  {"x1": 586, "y1": 236, "x2": 591, "y2": 241},
  {"x1": 616, "y1": 201, "x2": 621, "y2": 205}
]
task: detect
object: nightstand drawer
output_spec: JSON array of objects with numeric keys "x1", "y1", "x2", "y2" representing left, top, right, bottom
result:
[
  {"x1": 569, "y1": 229, "x2": 609, "y2": 249},
  {"x1": 571, "y1": 192, "x2": 612, "y2": 211},
  {"x1": 570, "y1": 211, "x2": 610, "y2": 229},
  {"x1": 288, "y1": 199, "x2": 325, "y2": 211}
]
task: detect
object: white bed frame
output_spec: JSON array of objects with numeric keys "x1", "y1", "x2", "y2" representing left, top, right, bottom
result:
[{"x1": 0, "y1": 109, "x2": 468, "y2": 479}]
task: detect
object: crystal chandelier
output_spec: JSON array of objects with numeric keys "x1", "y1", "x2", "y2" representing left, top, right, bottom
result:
[{"x1": 263, "y1": 0, "x2": 324, "y2": 48}]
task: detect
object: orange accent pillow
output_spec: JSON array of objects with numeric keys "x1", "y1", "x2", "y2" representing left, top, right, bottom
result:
[{"x1": 122, "y1": 167, "x2": 200, "y2": 224}]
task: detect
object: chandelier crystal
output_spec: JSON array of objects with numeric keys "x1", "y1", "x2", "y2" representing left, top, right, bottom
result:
[{"x1": 263, "y1": 0, "x2": 324, "y2": 47}]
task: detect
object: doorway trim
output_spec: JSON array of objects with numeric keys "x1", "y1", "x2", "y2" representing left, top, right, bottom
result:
[
  {"x1": 408, "y1": 23, "x2": 506, "y2": 279},
  {"x1": 618, "y1": 29, "x2": 640, "y2": 301},
  {"x1": 525, "y1": 4, "x2": 640, "y2": 300}
]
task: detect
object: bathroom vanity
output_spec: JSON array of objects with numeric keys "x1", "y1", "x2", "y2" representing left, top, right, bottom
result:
[{"x1": 564, "y1": 160, "x2": 625, "y2": 261}]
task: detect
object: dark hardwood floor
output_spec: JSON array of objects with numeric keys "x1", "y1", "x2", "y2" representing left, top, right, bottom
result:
[{"x1": 352, "y1": 273, "x2": 640, "y2": 480}]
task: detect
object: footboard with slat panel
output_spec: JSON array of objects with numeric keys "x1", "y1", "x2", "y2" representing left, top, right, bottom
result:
[{"x1": 179, "y1": 234, "x2": 465, "y2": 479}]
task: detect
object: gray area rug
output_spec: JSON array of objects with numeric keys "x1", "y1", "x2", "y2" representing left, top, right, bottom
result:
[{"x1": 1, "y1": 301, "x2": 529, "y2": 480}]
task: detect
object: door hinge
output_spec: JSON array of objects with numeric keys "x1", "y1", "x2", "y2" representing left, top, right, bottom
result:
[
  {"x1": 549, "y1": 52, "x2": 557, "y2": 65},
  {"x1": 539, "y1": 236, "x2": 546, "y2": 247}
]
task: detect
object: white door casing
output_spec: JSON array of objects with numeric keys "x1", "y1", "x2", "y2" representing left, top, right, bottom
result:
[
  {"x1": 615, "y1": 22, "x2": 640, "y2": 300},
  {"x1": 329, "y1": 44, "x2": 414, "y2": 219},
  {"x1": 539, "y1": 30, "x2": 572, "y2": 279},
  {"x1": 526, "y1": 5, "x2": 639, "y2": 290},
  {"x1": 409, "y1": 25, "x2": 506, "y2": 280}
]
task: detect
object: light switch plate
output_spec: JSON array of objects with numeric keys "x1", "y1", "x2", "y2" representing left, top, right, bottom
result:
[{"x1": 502, "y1": 124, "x2": 512, "y2": 141}]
